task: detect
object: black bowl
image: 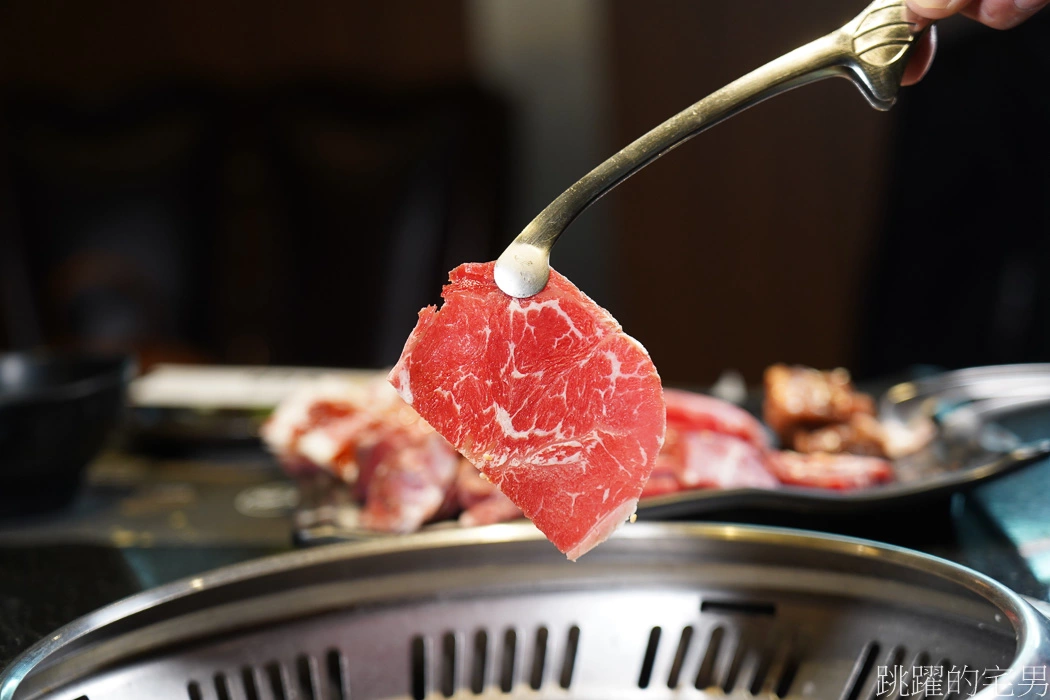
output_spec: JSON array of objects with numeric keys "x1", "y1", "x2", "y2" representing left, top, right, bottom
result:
[{"x1": 0, "y1": 352, "x2": 136, "y2": 515}]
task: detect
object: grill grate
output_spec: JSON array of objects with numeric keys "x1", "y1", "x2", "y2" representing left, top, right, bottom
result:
[
  {"x1": 3, "y1": 524, "x2": 1045, "y2": 700},
  {"x1": 170, "y1": 600, "x2": 981, "y2": 700}
]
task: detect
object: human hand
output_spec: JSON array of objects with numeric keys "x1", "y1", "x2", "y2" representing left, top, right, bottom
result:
[
  {"x1": 901, "y1": 0, "x2": 1049, "y2": 85},
  {"x1": 907, "y1": 0, "x2": 1049, "y2": 29}
]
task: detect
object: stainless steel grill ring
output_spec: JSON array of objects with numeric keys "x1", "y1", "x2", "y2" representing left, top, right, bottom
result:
[{"x1": 2, "y1": 523, "x2": 1048, "y2": 700}]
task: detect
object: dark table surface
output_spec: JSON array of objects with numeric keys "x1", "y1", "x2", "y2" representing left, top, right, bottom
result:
[{"x1": 1, "y1": 413, "x2": 1049, "y2": 672}]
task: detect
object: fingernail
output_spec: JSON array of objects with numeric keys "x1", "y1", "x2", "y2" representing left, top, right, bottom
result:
[
  {"x1": 1014, "y1": 0, "x2": 1044, "y2": 11},
  {"x1": 912, "y1": 0, "x2": 953, "y2": 8}
]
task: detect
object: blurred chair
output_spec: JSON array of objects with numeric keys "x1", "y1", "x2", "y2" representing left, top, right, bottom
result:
[
  {"x1": 1, "y1": 83, "x2": 227, "y2": 367},
  {"x1": 256, "y1": 81, "x2": 510, "y2": 368},
  {"x1": 1, "y1": 80, "x2": 511, "y2": 369}
]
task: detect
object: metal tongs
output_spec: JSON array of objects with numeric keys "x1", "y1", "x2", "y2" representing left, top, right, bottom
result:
[{"x1": 494, "y1": 0, "x2": 925, "y2": 298}]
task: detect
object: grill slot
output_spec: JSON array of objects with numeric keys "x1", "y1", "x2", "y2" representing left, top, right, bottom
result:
[
  {"x1": 843, "y1": 642, "x2": 882, "y2": 700},
  {"x1": 776, "y1": 653, "x2": 801, "y2": 698},
  {"x1": 930, "y1": 657, "x2": 952, "y2": 700},
  {"x1": 441, "y1": 632, "x2": 458, "y2": 697},
  {"x1": 559, "y1": 625, "x2": 580, "y2": 689},
  {"x1": 326, "y1": 649, "x2": 348, "y2": 700},
  {"x1": 242, "y1": 666, "x2": 261, "y2": 700},
  {"x1": 214, "y1": 672, "x2": 232, "y2": 700},
  {"x1": 880, "y1": 646, "x2": 908, "y2": 700},
  {"x1": 499, "y1": 628, "x2": 517, "y2": 693},
  {"x1": 471, "y1": 630, "x2": 488, "y2": 694},
  {"x1": 297, "y1": 654, "x2": 318, "y2": 700},
  {"x1": 187, "y1": 681, "x2": 203, "y2": 700},
  {"x1": 267, "y1": 661, "x2": 289, "y2": 700},
  {"x1": 721, "y1": 636, "x2": 748, "y2": 693},
  {"x1": 701, "y1": 600, "x2": 778, "y2": 616},
  {"x1": 411, "y1": 636, "x2": 426, "y2": 700},
  {"x1": 908, "y1": 652, "x2": 932, "y2": 699},
  {"x1": 694, "y1": 625, "x2": 724, "y2": 689},
  {"x1": 667, "y1": 625, "x2": 695, "y2": 688},
  {"x1": 638, "y1": 626, "x2": 662, "y2": 688},
  {"x1": 749, "y1": 644, "x2": 776, "y2": 695},
  {"x1": 529, "y1": 627, "x2": 548, "y2": 690}
]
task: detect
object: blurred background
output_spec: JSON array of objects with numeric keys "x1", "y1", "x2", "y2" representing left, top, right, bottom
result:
[
  {"x1": 1, "y1": 0, "x2": 1049, "y2": 386},
  {"x1": 3, "y1": 3, "x2": 1050, "y2": 668}
]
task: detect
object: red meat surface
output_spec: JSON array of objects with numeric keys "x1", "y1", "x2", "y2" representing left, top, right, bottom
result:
[{"x1": 389, "y1": 261, "x2": 665, "y2": 560}]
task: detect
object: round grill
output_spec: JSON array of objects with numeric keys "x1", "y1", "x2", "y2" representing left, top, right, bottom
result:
[{"x1": 2, "y1": 523, "x2": 1048, "y2": 700}]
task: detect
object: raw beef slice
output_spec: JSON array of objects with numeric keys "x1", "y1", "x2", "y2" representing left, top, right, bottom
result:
[{"x1": 389, "y1": 261, "x2": 665, "y2": 560}]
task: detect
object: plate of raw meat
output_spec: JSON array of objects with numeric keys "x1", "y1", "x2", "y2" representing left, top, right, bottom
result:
[
  {"x1": 261, "y1": 362, "x2": 1050, "y2": 545},
  {"x1": 637, "y1": 364, "x2": 1050, "y2": 520}
]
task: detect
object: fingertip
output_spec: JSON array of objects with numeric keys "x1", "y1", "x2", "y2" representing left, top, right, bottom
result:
[
  {"x1": 901, "y1": 25, "x2": 938, "y2": 86},
  {"x1": 962, "y1": 0, "x2": 1049, "y2": 28},
  {"x1": 905, "y1": 0, "x2": 972, "y2": 20}
]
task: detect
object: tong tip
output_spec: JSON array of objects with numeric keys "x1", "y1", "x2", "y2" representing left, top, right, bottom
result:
[{"x1": 494, "y1": 243, "x2": 551, "y2": 298}]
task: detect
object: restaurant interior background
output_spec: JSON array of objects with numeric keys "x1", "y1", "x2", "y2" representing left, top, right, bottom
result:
[
  {"x1": 2, "y1": 1, "x2": 1050, "y2": 687},
  {"x1": 2, "y1": 0, "x2": 1048, "y2": 385}
]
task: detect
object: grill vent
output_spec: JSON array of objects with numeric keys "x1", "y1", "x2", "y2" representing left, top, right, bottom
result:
[
  {"x1": 412, "y1": 636, "x2": 427, "y2": 700},
  {"x1": 870, "y1": 646, "x2": 907, "y2": 700},
  {"x1": 214, "y1": 672, "x2": 232, "y2": 700},
  {"x1": 499, "y1": 628, "x2": 516, "y2": 693},
  {"x1": 327, "y1": 648, "x2": 349, "y2": 700},
  {"x1": 931, "y1": 658, "x2": 952, "y2": 700},
  {"x1": 242, "y1": 666, "x2": 260, "y2": 700},
  {"x1": 265, "y1": 661, "x2": 288, "y2": 700},
  {"x1": 441, "y1": 632, "x2": 457, "y2": 697},
  {"x1": 529, "y1": 627, "x2": 549, "y2": 690},
  {"x1": 560, "y1": 625, "x2": 581, "y2": 689},
  {"x1": 296, "y1": 654, "x2": 317, "y2": 699},
  {"x1": 861, "y1": 645, "x2": 950, "y2": 700},
  {"x1": 722, "y1": 635, "x2": 748, "y2": 693},
  {"x1": 701, "y1": 600, "x2": 777, "y2": 616},
  {"x1": 640, "y1": 622, "x2": 802, "y2": 697},
  {"x1": 668, "y1": 625, "x2": 695, "y2": 688},
  {"x1": 843, "y1": 642, "x2": 882, "y2": 700},
  {"x1": 775, "y1": 653, "x2": 801, "y2": 698},
  {"x1": 638, "y1": 626, "x2": 662, "y2": 688},
  {"x1": 471, "y1": 630, "x2": 488, "y2": 694},
  {"x1": 187, "y1": 653, "x2": 349, "y2": 700},
  {"x1": 693, "y1": 625, "x2": 723, "y2": 689},
  {"x1": 410, "y1": 625, "x2": 578, "y2": 697}
]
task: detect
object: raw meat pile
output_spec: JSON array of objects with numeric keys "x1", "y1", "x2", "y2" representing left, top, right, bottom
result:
[
  {"x1": 261, "y1": 376, "x2": 522, "y2": 533},
  {"x1": 389, "y1": 261, "x2": 665, "y2": 561},
  {"x1": 262, "y1": 372, "x2": 898, "y2": 540},
  {"x1": 642, "y1": 386, "x2": 895, "y2": 496}
]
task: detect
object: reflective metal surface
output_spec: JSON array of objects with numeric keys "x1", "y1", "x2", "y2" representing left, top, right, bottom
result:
[
  {"x1": 494, "y1": 0, "x2": 924, "y2": 298},
  {"x1": 2, "y1": 523, "x2": 1047, "y2": 700}
]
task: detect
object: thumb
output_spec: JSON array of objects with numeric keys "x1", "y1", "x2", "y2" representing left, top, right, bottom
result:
[
  {"x1": 901, "y1": 24, "x2": 937, "y2": 86},
  {"x1": 905, "y1": 0, "x2": 975, "y2": 20}
]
